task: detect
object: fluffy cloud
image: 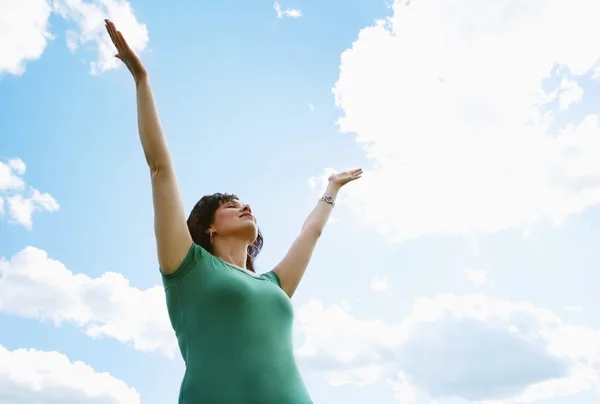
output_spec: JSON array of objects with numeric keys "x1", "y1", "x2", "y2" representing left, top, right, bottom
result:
[
  {"x1": 53, "y1": 0, "x2": 149, "y2": 75},
  {"x1": 274, "y1": 1, "x2": 302, "y2": 19},
  {"x1": 558, "y1": 77, "x2": 584, "y2": 110},
  {"x1": 0, "y1": 158, "x2": 27, "y2": 191},
  {"x1": 3, "y1": 246, "x2": 600, "y2": 403},
  {"x1": 6, "y1": 189, "x2": 60, "y2": 229},
  {"x1": 0, "y1": 158, "x2": 59, "y2": 229},
  {"x1": 464, "y1": 268, "x2": 487, "y2": 286},
  {"x1": 0, "y1": 246, "x2": 177, "y2": 357},
  {"x1": 0, "y1": 345, "x2": 139, "y2": 403},
  {"x1": 0, "y1": 0, "x2": 148, "y2": 76},
  {"x1": 333, "y1": 0, "x2": 600, "y2": 242},
  {"x1": 296, "y1": 294, "x2": 600, "y2": 403},
  {"x1": 0, "y1": 0, "x2": 52, "y2": 75}
]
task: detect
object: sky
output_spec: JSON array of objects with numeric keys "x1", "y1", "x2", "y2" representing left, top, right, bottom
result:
[{"x1": 3, "y1": 0, "x2": 600, "y2": 403}]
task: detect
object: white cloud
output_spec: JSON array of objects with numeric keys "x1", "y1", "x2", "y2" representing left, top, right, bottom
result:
[
  {"x1": 296, "y1": 294, "x2": 600, "y2": 403},
  {"x1": 308, "y1": 169, "x2": 335, "y2": 192},
  {"x1": 7, "y1": 189, "x2": 60, "y2": 229},
  {"x1": 558, "y1": 77, "x2": 584, "y2": 110},
  {"x1": 8, "y1": 158, "x2": 26, "y2": 175},
  {"x1": 0, "y1": 247, "x2": 177, "y2": 357},
  {"x1": 0, "y1": 0, "x2": 52, "y2": 76},
  {"x1": 309, "y1": 103, "x2": 315, "y2": 113},
  {"x1": 0, "y1": 0, "x2": 148, "y2": 76},
  {"x1": 0, "y1": 158, "x2": 27, "y2": 191},
  {"x1": 333, "y1": 0, "x2": 600, "y2": 242},
  {"x1": 4, "y1": 246, "x2": 600, "y2": 402},
  {"x1": 464, "y1": 268, "x2": 487, "y2": 286},
  {"x1": 52, "y1": 0, "x2": 149, "y2": 75},
  {"x1": 0, "y1": 158, "x2": 59, "y2": 229},
  {"x1": 274, "y1": 1, "x2": 302, "y2": 19},
  {"x1": 370, "y1": 275, "x2": 390, "y2": 291},
  {"x1": 0, "y1": 345, "x2": 139, "y2": 403},
  {"x1": 387, "y1": 372, "x2": 418, "y2": 404}
]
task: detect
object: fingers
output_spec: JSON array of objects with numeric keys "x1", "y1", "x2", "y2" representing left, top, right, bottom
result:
[
  {"x1": 116, "y1": 31, "x2": 132, "y2": 52},
  {"x1": 105, "y1": 19, "x2": 118, "y2": 48},
  {"x1": 349, "y1": 168, "x2": 363, "y2": 177},
  {"x1": 104, "y1": 19, "x2": 131, "y2": 52},
  {"x1": 350, "y1": 168, "x2": 363, "y2": 181},
  {"x1": 105, "y1": 19, "x2": 116, "y2": 41}
]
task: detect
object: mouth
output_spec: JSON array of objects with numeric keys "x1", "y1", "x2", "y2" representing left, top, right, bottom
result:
[{"x1": 240, "y1": 213, "x2": 254, "y2": 219}]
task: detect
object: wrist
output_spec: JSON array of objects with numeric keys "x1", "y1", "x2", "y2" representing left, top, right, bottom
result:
[
  {"x1": 324, "y1": 182, "x2": 341, "y2": 197},
  {"x1": 134, "y1": 70, "x2": 149, "y2": 86}
]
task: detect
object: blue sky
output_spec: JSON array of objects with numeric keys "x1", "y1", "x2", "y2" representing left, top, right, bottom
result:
[{"x1": 3, "y1": 1, "x2": 600, "y2": 403}]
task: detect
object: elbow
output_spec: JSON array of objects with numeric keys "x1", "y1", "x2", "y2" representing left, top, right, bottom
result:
[
  {"x1": 149, "y1": 162, "x2": 163, "y2": 180},
  {"x1": 148, "y1": 158, "x2": 171, "y2": 178},
  {"x1": 148, "y1": 161, "x2": 160, "y2": 177},
  {"x1": 302, "y1": 222, "x2": 323, "y2": 238},
  {"x1": 143, "y1": 148, "x2": 172, "y2": 178}
]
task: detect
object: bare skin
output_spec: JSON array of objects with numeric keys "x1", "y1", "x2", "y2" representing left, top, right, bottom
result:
[
  {"x1": 273, "y1": 170, "x2": 362, "y2": 296},
  {"x1": 105, "y1": 19, "x2": 192, "y2": 274}
]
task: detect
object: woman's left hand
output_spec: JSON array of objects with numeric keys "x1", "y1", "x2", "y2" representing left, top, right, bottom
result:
[{"x1": 328, "y1": 168, "x2": 363, "y2": 188}]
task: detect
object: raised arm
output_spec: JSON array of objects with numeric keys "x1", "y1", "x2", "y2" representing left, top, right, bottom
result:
[
  {"x1": 105, "y1": 20, "x2": 191, "y2": 274},
  {"x1": 273, "y1": 169, "x2": 362, "y2": 297}
]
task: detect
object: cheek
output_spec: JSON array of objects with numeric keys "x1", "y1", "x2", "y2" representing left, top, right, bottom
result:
[{"x1": 213, "y1": 211, "x2": 236, "y2": 230}]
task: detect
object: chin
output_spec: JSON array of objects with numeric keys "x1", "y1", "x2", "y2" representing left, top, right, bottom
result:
[{"x1": 239, "y1": 222, "x2": 258, "y2": 240}]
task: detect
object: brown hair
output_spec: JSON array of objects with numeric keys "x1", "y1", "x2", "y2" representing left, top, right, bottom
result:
[{"x1": 187, "y1": 193, "x2": 263, "y2": 272}]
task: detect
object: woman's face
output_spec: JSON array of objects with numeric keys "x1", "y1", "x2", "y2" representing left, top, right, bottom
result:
[{"x1": 211, "y1": 199, "x2": 258, "y2": 241}]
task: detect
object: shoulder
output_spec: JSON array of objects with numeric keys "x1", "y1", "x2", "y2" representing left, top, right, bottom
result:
[
  {"x1": 260, "y1": 270, "x2": 282, "y2": 288},
  {"x1": 160, "y1": 243, "x2": 210, "y2": 283}
]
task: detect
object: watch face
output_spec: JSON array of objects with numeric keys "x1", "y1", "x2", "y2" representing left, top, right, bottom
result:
[{"x1": 325, "y1": 196, "x2": 334, "y2": 203}]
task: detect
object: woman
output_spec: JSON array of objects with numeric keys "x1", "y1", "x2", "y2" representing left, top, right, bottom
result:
[{"x1": 104, "y1": 20, "x2": 362, "y2": 404}]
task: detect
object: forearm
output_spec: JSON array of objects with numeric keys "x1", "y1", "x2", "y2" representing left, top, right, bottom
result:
[
  {"x1": 136, "y1": 76, "x2": 172, "y2": 172},
  {"x1": 301, "y1": 183, "x2": 340, "y2": 235}
]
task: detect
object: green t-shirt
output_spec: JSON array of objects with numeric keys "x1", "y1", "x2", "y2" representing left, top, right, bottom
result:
[{"x1": 161, "y1": 242, "x2": 313, "y2": 404}]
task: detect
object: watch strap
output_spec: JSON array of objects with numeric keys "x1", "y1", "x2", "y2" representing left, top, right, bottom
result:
[{"x1": 319, "y1": 196, "x2": 335, "y2": 207}]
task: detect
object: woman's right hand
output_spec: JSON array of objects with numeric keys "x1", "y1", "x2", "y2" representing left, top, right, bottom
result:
[{"x1": 105, "y1": 19, "x2": 147, "y2": 83}]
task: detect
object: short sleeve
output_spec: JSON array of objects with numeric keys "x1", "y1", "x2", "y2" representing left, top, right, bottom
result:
[
  {"x1": 260, "y1": 270, "x2": 282, "y2": 288},
  {"x1": 160, "y1": 242, "x2": 207, "y2": 285}
]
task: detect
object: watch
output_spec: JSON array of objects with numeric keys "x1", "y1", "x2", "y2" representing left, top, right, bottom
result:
[{"x1": 319, "y1": 196, "x2": 335, "y2": 207}]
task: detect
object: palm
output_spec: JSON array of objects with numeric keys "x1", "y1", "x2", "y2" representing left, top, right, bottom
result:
[
  {"x1": 328, "y1": 168, "x2": 363, "y2": 187},
  {"x1": 104, "y1": 19, "x2": 146, "y2": 81}
]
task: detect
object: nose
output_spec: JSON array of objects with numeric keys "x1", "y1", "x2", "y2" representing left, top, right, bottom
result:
[{"x1": 242, "y1": 204, "x2": 252, "y2": 214}]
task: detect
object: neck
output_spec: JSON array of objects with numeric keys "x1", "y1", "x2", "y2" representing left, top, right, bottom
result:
[{"x1": 212, "y1": 237, "x2": 250, "y2": 270}]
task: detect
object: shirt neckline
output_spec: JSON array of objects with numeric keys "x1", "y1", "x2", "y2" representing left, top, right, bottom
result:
[{"x1": 213, "y1": 256, "x2": 264, "y2": 279}]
